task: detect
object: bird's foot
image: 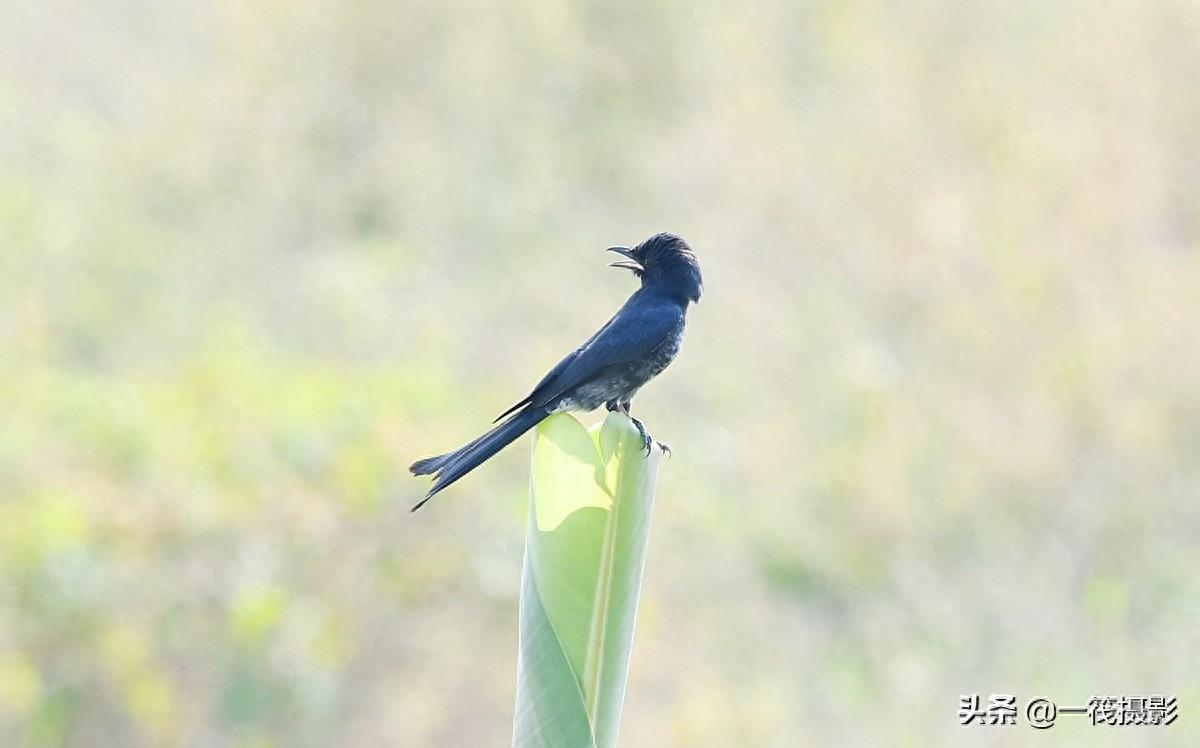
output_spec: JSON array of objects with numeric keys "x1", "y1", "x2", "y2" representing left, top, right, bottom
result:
[
  {"x1": 630, "y1": 417, "x2": 653, "y2": 456},
  {"x1": 629, "y1": 417, "x2": 670, "y2": 457}
]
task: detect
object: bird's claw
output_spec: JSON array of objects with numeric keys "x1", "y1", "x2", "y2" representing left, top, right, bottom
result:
[
  {"x1": 630, "y1": 416, "x2": 670, "y2": 458},
  {"x1": 630, "y1": 417, "x2": 652, "y2": 457},
  {"x1": 640, "y1": 432, "x2": 654, "y2": 457}
]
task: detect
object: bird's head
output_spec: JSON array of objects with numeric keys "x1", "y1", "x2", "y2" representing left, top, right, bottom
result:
[{"x1": 607, "y1": 232, "x2": 703, "y2": 304}]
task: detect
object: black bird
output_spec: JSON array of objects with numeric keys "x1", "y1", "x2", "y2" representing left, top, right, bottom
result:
[{"x1": 409, "y1": 232, "x2": 702, "y2": 511}]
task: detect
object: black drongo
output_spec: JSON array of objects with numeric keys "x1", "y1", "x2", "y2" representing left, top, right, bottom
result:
[{"x1": 409, "y1": 232, "x2": 702, "y2": 510}]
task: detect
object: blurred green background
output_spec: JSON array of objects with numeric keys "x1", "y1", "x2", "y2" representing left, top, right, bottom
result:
[{"x1": 3, "y1": 1, "x2": 1199, "y2": 746}]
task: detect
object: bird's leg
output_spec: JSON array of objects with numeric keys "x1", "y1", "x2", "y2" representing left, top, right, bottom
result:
[{"x1": 619, "y1": 401, "x2": 670, "y2": 457}]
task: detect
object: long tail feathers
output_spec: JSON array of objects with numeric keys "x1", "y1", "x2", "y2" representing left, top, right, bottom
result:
[{"x1": 409, "y1": 407, "x2": 548, "y2": 511}]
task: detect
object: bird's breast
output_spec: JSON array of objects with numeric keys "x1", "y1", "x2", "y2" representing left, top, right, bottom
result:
[
  {"x1": 550, "y1": 319, "x2": 686, "y2": 413},
  {"x1": 643, "y1": 326, "x2": 684, "y2": 378}
]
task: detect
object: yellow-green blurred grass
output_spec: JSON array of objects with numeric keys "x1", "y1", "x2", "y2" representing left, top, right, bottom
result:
[{"x1": 0, "y1": 326, "x2": 472, "y2": 743}]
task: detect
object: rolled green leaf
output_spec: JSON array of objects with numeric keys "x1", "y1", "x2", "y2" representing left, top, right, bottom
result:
[{"x1": 512, "y1": 412, "x2": 663, "y2": 748}]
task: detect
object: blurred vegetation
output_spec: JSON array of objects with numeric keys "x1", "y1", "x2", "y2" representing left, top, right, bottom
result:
[{"x1": 2, "y1": 1, "x2": 1200, "y2": 746}]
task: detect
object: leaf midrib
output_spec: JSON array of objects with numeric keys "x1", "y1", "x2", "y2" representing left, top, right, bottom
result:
[{"x1": 580, "y1": 430, "x2": 626, "y2": 721}]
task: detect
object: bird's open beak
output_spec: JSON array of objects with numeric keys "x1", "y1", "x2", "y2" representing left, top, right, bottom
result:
[{"x1": 606, "y1": 246, "x2": 643, "y2": 272}]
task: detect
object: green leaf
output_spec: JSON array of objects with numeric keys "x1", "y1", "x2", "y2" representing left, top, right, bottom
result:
[{"x1": 512, "y1": 412, "x2": 663, "y2": 748}]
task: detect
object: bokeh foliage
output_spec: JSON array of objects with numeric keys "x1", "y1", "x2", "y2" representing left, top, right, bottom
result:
[{"x1": 2, "y1": 1, "x2": 1200, "y2": 746}]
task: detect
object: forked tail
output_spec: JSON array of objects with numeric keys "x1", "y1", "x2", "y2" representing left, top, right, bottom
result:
[{"x1": 409, "y1": 407, "x2": 548, "y2": 511}]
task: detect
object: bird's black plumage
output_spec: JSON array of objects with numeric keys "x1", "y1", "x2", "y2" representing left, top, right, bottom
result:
[{"x1": 409, "y1": 232, "x2": 702, "y2": 510}]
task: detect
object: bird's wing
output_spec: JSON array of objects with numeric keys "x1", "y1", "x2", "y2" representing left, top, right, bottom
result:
[
  {"x1": 527, "y1": 297, "x2": 682, "y2": 410},
  {"x1": 491, "y1": 310, "x2": 623, "y2": 422},
  {"x1": 491, "y1": 351, "x2": 574, "y2": 422},
  {"x1": 493, "y1": 296, "x2": 681, "y2": 420}
]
